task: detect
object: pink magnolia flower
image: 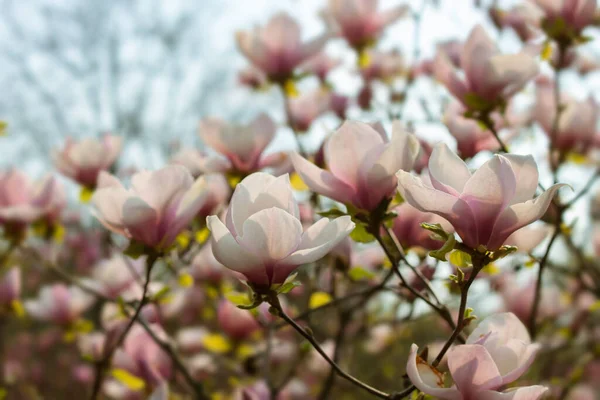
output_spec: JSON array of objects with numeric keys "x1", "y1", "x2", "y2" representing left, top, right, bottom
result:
[
  {"x1": 53, "y1": 134, "x2": 122, "y2": 188},
  {"x1": 190, "y1": 243, "x2": 242, "y2": 284},
  {"x1": 391, "y1": 203, "x2": 453, "y2": 251},
  {"x1": 0, "y1": 267, "x2": 21, "y2": 309},
  {"x1": 217, "y1": 299, "x2": 261, "y2": 340},
  {"x1": 199, "y1": 113, "x2": 287, "y2": 174},
  {"x1": 206, "y1": 173, "x2": 354, "y2": 289},
  {"x1": 492, "y1": 3, "x2": 544, "y2": 42},
  {"x1": 444, "y1": 102, "x2": 501, "y2": 158},
  {"x1": 86, "y1": 255, "x2": 143, "y2": 299},
  {"x1": 77, "y1": 332, "x2": 106, "y2": 361},
  {"x1": 0, "y1": 170, "x2": 66, "y2": 231},
  {"x1": 91, "y1": 165, "x2": 209, "y2": 249},
  {"x1": 324, "y1": 0, "x2": 408, "y2": 49},
  {"x1": 169, "y1": 149, "x2": 210, "y2": 178},
  {"x1": 236, "y1": 12, "x2": 329, "y2": 82},
  {"x1": 287, "y1": 90, "x2": 331, "y2": 132},
  {"x1": 238, "y1": 66, "x2": 268, "y2": 89},
  {"x1": 408, "y1": 312, "x2": 547, "y2": 400},
  {"x1": 534, "y1": 78, "x2": 599, "y2": 154},
  {"x1": 300, "y1": 52, "x2": 341, "y2": 82},
  {"x1": 112, "y1": 324, "x2": 172, "y2": 389},
  {"x1": 360, "y1": 49, "x2": 405, "y2": 82},
  {"x1": 504, "y1": 225, "x2": 550, "y2": 253},
  {"x1": 396, "y1": 143, "x2": 565, "y2": 250},
  {"x1": 533, "y1": 0, "x2": 597, "y2": 34},
  {"x1": 435, "y1": 25, "x2": 539, "y2": 110},
  {"x1": 24, "y1": 284, "x2": 94, "y2": 325},
  {"x1": 292, "y1": 121, "x2": 420, "y2": 211},
  {"x1": 498, "y1": 276, "x2": 566, "y2": 323}
]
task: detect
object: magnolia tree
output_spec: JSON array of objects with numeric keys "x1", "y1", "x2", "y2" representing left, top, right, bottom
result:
[{"x1": 1, "y1": 0, "x2": 600, "y2": 399}]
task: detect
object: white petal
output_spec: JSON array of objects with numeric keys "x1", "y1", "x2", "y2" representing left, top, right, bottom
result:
[
  {"x1": 206, "y1": 216, "x2": 266, "y2": 285},
  {"x1": 428, "y1": 143, "x2": 471, "y2": 195},
  {"x1": 406, "y1": 344, "x2": 462, "y2": 400}
]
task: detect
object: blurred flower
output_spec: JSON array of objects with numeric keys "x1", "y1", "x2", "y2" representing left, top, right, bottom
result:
[
  {"x1": 199, "y1": 113, "x2": 287, "y2": 174},
  {"x1": 91, "y1": 165, "x2": 209, "y2": 249},
  {"x1": 435, "y1": 25, "x2": 538, "y2": 110},
  {"x1": 397, "y1": 143, "x2": 565, "y2": 250},
  {"x1": 534, "y1": 77, "x2": 599, "y2": 154},
  {"x1": 0, "y1": 170, "x2": 66, "y2": 234},
  {"x1": 324, "y1": 0, "x2": 408, "y2": 49},
  {"x1": 491, "y1": 3, "x2": 544, "y2": 42},
  {"x1": 24, "y1": 284, "x2": 94, "y2": 325},
  {"x1": 77, "y1": 332, "x2": 106, "y2": 361},
  {"x1": 503, "y1": 225, "x2": 550, "y2": 253},
  {"x1": 0, "y1": 267, "x2": 21, "y2": 309},
  {"x1": 533, "y1": 0, "x2": 597, "y2": 37},
  {"x1": 329, "y1": 92, "x2": 349, "y2": 120},
  {"x1": 236, "y1": 12, "x2": 328, "y2": 83},
  {"x1": 287, "y1": 89, "x2": 331, "y2": 132},
  {"x1": 413, "y1": 139, "x2": 433, "y2": 174},
  {"x1": 87, "y1": 255, "x2": 143, "y2": 299},
  {"x1": 111, "y1": 324, "x2": 172, "y2": 390},
  {"x1": 207, "y1": 173, "x2": 353, "y2": 289},
  {"x1": 360, "y1": 49, "x2": 405, "y2": 82},
  {"x1": 292, "y1": 121, "x2": 420, "y2": 211},
  {"x1": 443, "y1": 102, "x2": 501, "y2": 159},
  {"x1": 391, "y1": 202, "x2": 452, "y2": 251},
  {"x1": 217, "y1": 299, "x2": 260, "y2": 340},
  {"x1": 300, "y1": 52, "x2": 341, "y2": 82},
  {"x1": 238, "y1": 66, "x2": 268, "y2": 89},
  {"x1": 53, "y1": 134, "x2": 122, "y2": 188},
  {"x1": 407, "y1": 312, "x2": 547, "y2": 399}
]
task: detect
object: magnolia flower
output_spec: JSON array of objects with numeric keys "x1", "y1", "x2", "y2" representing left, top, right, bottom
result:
[
  {"x1": 360, "y1": 49, "x2": 405, "y2": 82},
  {"x1": 391, "y1": 203, "x2": 453, "y2": 251},
  {"x1": 190, "y1": 243, "x2": 242, "y2": 284},
  {"x1": 435, "y1": 25, "x2": 538, "y2": 109},
  {"x1": 53, "y1": 135, "x2": 122, "y2": 188},
  {"x1": 217, "y1": 299, "x2": 261, "y2": 340},
  {"x1": 324, "y1": 0, "x2": 408, "y2": 49},
  {"x1": 0, "y1": 267, "x2": 21, "y2": 309},
  {"x1": 91, "y1": 165, "x2": 209, "y2": 249},
  {"x1": 87, "y1": 255, "x2": 143, "y2": 299},
  {"x1": 492, "y1": 3, "x2": 544, "y2": 42},
  {"x1": 77, "y1": 332, "x2": 106, "y2": 361},
  {"x1": 287, "y1": 89, "x2": 331, "y2": 132},
  {"x1": 444, "y1": 102, "x2": 501, "y2": 158},
  {"x1": 503, "y1": 225, "x2": 550, "y2": 253},
  {"x1": 206, "y1": 173, "x2": 354, "y2": 288},
  {"x1": 397, "y1": 143, "x2": 565, "y2": 250},
  {"x1": 169, "y1": 149, "x2": 210, "y2": 178},
  {"x1": 236, "y1": 12, "x2": 328, "y2": 82},
  {"x1": 498, "y1": 276, "x2": 566, "y2": 323},
  {"x1": 0, "y1": 170, "x2": 65, "y2": 230},
  {"x1": 112, "y1": 324, "x2": 172, "y2": 389},
  {"x1": 292, "y1": 121, "x2": 420, "y2": 211},
  {"x1": 534, "y1": 78, "x2": 599, "y2": 154},
  {"x1": 199, "y1": 113, "x2": 287, "y2": 174},
  {"x1": 300, "y1": 52, "x2": 341, "y2": 82},
  {"x1": 407, "y1": 312, "x2": 547, "y2": 400},
  {"x1": 534, "y1": 0, "x2": 597, "y2": 34},
  {"x1": 24, "y1": 284, "x2": 95, "y2": 325}
]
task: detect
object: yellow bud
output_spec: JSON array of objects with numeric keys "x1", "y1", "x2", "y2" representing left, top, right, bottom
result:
[
  {"x1": 178, "y1": 273, "x2": 194, "y2": 288},
  {"x1": 309, "y1": 291, "x2": 332, "y2": 309},
  {"x1": 111, "y1": 368, "x2": 146, "y2": 391},
  {"x1": 195, "y1": 226, "x2": 210, "y2": 244},
  {"x1": 358, "y1": 51, "x2": 371, "y2": 68},
  {"x1": 52, "y1": 224, "x2": 66, "y2": 244},
  {"x1": 0, "y1": 121, "x2": 7, "y2": 136},
  {"x1": 541, "y1": 41, "x2": 553, "y2": 61},
  {"x1": 202, "y1": 333, "x2": 232, "y2": 354},
  {"x1": 79, "y1": 187, "x2": 94, "y2": 203},
  {"x1": 290, "y1": 173, "x2": 308, "y2": 191},
  {"x1": 284, "y1": 80, "x2": 299, "y2": 97},
  {"x1": 11, "y1": 300, "x2": 25, "y2": 319}
]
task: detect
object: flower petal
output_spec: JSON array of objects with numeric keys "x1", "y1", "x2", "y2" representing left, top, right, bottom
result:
[
  {"x1": 397, "y1": 170, "x2": 478, "y2": 247},
  {"x1": 434, "y1": 52, "x2": 469, "y2": 103},
  {"x1": 91, "y1": 186, "x2": 130, "y2": 234},
  {"x1": 290, "y1": 152, "x2": 356, "y2": 205},
  {"x1": 237, "y1": 208, "x2": 303, "y2": 266},
  {"x1": 283, "y1": 216, "x2": 354, "y2": 266},
  {"x1": 228, "y1": 173, "x2": 298, "y2": 236},
  {"x1": 448, "y1": 344, "x2": 503, "y2": 395},
  {"x1": 478, "y1": 386, "x2": 549, "y2": 400},
  {"x1": 502, "y1": 154, "x2": 539, "y2": 205},
  {"x1": 122, "y1": 197, "x2": 159, "y2": 247},
  {"x1": 206, "y1": 216, "x2": 267, "y2": 285},
  {"x1": 459, "y1": 155, "x2": 517, "y2": 246},
  {"x1": 428, "y1": 143, "x2": 471, "y2": 196},
  {"x1": 487, "y1": 183, "x2": 566, "y2": 250},
  {"x1": 406, "y1": 344, "x2": 462, "y2": 400}
]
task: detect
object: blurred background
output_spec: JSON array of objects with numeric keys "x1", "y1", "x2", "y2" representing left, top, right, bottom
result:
[{"x1": 2, "y1": 0, "x2": 598, "y2": 174}]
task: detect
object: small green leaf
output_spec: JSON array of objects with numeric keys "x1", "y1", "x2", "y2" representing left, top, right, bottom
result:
[
  {"x1": 276, "y1": 280, "x2": 302, "y2": 294},
  {"x1": 448, "y1": 250, "x2": 472, "y2": 268},
  {"x1": 151, "y1": 286, "x2": 171, "y2": 302},
  {"x1": 318, "y1": 208, "x2": 347, "y2": 218},
  {"x1": 420, "y1": 222, "x2": 450, "y2": 242},
  {"x1": 429, "y1": 234, "x2": 456, "y2": 261},
  {"x1": 350, "y1": 223, "x2": 376, "y2": 243},
  {"x1": 490, "y1": 245, "x2": 518, "y2": 261},
  {"x1": 123, "y1": 241, "x2": 147, "y2": 259},
  {"x1": 348, "y1": 266, "x2": 376, "y2": 281}
]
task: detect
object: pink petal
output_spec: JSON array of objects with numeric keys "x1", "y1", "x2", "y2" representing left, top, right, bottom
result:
[{"x1": 447, "y1": 344, "x2": 503, "y2": 395}]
